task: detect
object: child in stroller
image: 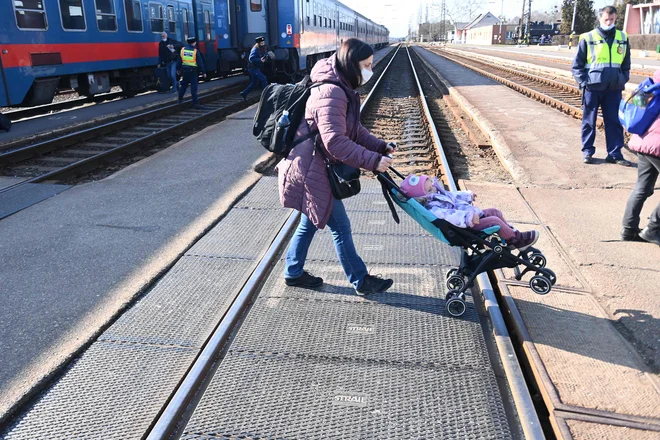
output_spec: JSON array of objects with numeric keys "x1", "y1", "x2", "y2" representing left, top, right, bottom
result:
[
  {"x1": 377, "y1": 169, "x2": 556, "y2": 317},
  {"x1": 400, "y1": 174, "x2": 540, "y2": 250}
]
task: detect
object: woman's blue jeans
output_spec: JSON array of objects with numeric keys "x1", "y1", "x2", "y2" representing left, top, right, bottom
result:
[{"x1": 285, "y1": 199, "x2": 368, "y2": 288}]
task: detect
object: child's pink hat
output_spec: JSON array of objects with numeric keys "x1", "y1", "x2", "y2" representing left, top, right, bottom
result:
[{"x1": 400, "y1": 174, "x2": 429, "y2": 198}]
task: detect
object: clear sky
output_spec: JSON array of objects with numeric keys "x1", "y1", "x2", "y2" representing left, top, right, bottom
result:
[{"x1": 340, "y1": 0, "x2": 614, "y2": 38}]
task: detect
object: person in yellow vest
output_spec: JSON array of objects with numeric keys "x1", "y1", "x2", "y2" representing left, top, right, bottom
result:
[
  {"x1": 177, "y1": 36, "x2": 207, "y2": 108},
  {"x1": 572, "y1": 5, "x2": 631, "y2": 165}
]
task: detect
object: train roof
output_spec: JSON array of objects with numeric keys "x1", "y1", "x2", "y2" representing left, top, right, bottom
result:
[{"x1": 334, "y1": 0, "x2": 389, "y2": 32}]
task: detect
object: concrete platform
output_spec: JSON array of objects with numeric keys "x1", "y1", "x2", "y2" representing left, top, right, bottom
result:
[
  {"x1": 0, "y1": 104, "x2": 269, "y2": 423},
  {"x1": 413, "y1": 46, "x2": 660, "y2": 437}
]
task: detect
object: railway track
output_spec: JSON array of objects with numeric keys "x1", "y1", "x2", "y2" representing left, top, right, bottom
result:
[
  {"x1": 452, "y1": 46, "x2": 656, "y2": 78},
  {"x1": 429, "y1": 47, "x2": 605, "y2": 128},
  {"x1": 143, "y1": 44, "x2": 543, "y2": 440},
  {"x1": 3, "y1": 91, "x2": 124, "y2": 121},
  {"x1": 0, "y1": 83, "x2": 257, "y2": 195}
]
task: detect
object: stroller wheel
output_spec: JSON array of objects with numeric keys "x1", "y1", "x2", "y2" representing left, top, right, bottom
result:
[
  {"x1": 446, "y1": 296, "x2": 467, "y2": 317},
  {"x1": 530, "y1": 252, "x2": 546, "y2": 268},
  {"x1": 530, "y1": 275, "x2": 552, "y2": 295},
  {"x1": 446, "y1": 275, "x2": 466, "y2": 291},
  {"x1": 445, "y1": 289, "x2": 463, "y2": 301},
  {"x1": 544, "y1": 268, "x2": 557, "y2": 285},
  {"x1": 446, "y1": 268, "x2": 459, "y2": 280}
]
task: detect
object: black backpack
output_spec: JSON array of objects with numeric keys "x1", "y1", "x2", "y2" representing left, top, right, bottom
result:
[{"x1": 253, "y1": 75, "x2": 332, "y2": 157}]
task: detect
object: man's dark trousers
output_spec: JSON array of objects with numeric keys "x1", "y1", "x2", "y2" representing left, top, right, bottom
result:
[
  {"x1": 581, "y1": 88, "x2": 624, "y2": 159},
  {"x1": 178, "y1": 67, "x2": 199, "y2": 104}
]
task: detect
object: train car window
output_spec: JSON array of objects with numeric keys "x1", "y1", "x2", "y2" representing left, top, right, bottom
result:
[
  {"x1": 149, "y1": 3, "x2": 164, "y2": 33},
  {"x1": 313, "y1": 15, "x2": 316, "y2": 26},
  {"x1": 333, "y1": 19, "x2": 335, "y2": 29},
  {"x1": 167, "y1": 5, "x2": 175, "y2": 33},
  {"x1": 204, "y1": 10, "x2": 211, "y2": 40},
  {"x1": 59, "y1": 0, "x2": 86, "y2": 31},
  {"x1": 124, "y1": 0, "x2": 143, "y2": 32},
  {"x1": 250, "y1": 0, "x2": 261, "y2": 12},
  {"x1": 95, "y1": 0, "x2": 117, "y2": 31},
  {"x1": 182, "y1": 7, "x2": 189, "y2": 39},
  {"x1": 13, "y1": 0, "x2": 48, "y2": 30},
  {"x1": 324, "y1": 17, "x2": 326, "y2": 28}
]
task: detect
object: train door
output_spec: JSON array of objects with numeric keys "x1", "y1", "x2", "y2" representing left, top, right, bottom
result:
[
  {"x1": 245, "y1": 0, "x2": 267, "y2": 39},
  {"x1": 178, "y1": 2, "x2": 191, "y2": 40},
  {"x1": 199, "y1": 1, "x2": 218, "y2": 72}
]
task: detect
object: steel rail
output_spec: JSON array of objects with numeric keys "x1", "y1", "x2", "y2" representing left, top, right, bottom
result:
[
  {"x1": 360, "y1": 44, "x2": 401, "y2": 113},
  {"x1": 433, "y1": 48, "x2": 604, "y2": 129},
  {"x1": 145, "y1": 210, "x2": 300, "y2": 440},
  {"x1": 406, "y1": 45, "x2": 545, "y2": 440},
  {"x1": 460, "y1": 48, "x2": 653, "y2": 78},
  {"x1": 145, "y1": 47, "x2": 398, "y2": 440},
  {"x1": 0, "y1": 83, "x2": 246, "y2": 165},
  {"x1": 4, "y1": 91, "x2": 124, "y2": 121},
  {"x1": 0, "y1": 92, "x2": 253, "y2": 197},
  {"x1": 0, "y1": 80, "x2": 248, "y2": 154}
]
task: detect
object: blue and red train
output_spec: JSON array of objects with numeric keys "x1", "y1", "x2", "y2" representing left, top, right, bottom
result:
[{"x1": 0, "y1": 0, "x2": 388, "y2": 108}]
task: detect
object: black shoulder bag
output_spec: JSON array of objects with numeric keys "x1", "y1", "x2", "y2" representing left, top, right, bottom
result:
[{"x1": 313, "y1": 135, "x2": 361, "y2": 200}]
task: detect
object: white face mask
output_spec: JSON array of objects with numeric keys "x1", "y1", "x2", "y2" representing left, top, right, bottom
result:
[
  {"x1": 600, "y1": 23, "x2": 615, "y2": 31},
  {"x1": 161, "y1": 37, "x2": 167, "y2": 41},
  {"x1": 360, "y1": 67, "x2": 373, "y2": 85}
]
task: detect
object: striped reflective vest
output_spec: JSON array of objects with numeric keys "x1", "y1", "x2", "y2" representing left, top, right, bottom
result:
[
  {"x1": 180, "y1": 48, "x2": 197, "y2": 67},
  {"x1": 581, "y1": 29, "x2": 628, "y2": 70}
]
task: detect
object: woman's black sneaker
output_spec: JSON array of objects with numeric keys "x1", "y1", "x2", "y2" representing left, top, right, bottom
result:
[
  {"x1": 621, "y1": 228, "x2": 645, "y2": 242},
  {"x1": 285, "y1": 271, "x2": 323, "y2": 288},
  {"x1": 356, "y1": 274, "x2": 393, "y2": 295}
]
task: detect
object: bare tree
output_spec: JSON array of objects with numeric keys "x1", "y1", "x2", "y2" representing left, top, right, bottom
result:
[{"x1": 446, "y1": 0, "x2": 485, "y2": 22}]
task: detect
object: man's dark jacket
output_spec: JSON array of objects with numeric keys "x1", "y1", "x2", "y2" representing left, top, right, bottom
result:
[
  {"x1": 159, "y1": 38, "x2": 181, "y2": 65},
  {"x1": 572, "y1": 26, "x2": 631, "y2": 91}
]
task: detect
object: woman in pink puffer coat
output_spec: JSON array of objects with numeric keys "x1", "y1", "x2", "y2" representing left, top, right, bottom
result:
[
  {"x1": 277, "y1": 39, "x2": 395, "y2": 293},
  {"x1": 622, "y1": 70, "x2": 660, "y2": 245}
]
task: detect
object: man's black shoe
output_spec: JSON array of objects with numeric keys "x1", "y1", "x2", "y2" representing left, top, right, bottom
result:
[
  {"x1": 583, "y1": 155, "x2": 593, "y2": 164},
  {"x1": 605, "y1": 156, "x2": 633, "y2": 166},
  {"x1": 239, "y1": 92, "x2": 247, "y2": 102},
  {"x1": 639, "y1": 227, "x2": 660, "y2": 246},
  {"x1": 177, "y1": 99, "x2": 183, "y2": 104},
  {"x1": 356, "y1": 274, "x2": 393, "y2": 295},
  {"x1": 621, "y1": 228, "x2": 645, "y2": 242},
  {"x1": 285, "y1": 271, "x2": 323, "y2": 288}
]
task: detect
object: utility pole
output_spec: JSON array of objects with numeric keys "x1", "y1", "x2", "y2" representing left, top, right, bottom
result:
[
  {"x1": 519, "y1": 0, "x2": 526, "y2": 42},
  {"x1": 523, "y1": 0, "x2": 532, "y2": 43},
  {"x1": 440, "y1": 0, "x2": 446, "y2": 41},
  {"x1": 571, "y1": 0, "x2": 578, "y2": 33}
]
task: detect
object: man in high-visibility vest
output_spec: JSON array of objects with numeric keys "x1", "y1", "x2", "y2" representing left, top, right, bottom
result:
[
  {"x1": 572, "y1": 5, "x2": 631, "y2": 166},
  {"x1": 177, "y1": 36, "x2": 206, "y2": 108}
]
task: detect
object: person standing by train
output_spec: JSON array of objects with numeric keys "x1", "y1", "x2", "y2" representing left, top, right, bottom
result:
[
  {"x1": 158, "y1": 31, "x2": 181, "y2": 93},
  {"x1": 572, "y1": 5, "x2": 631, "y2": 165},
  {"x1": 177, "y1": 36, "x2": 206, "y2": 108},
  {"x1": 239, "y1": 36, "x2": 272, "y2": 101}
]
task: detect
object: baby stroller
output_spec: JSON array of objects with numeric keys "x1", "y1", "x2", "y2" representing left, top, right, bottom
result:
[{"x1": 377, "y1": 168, "x2": 556, "y2": 317}]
